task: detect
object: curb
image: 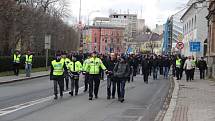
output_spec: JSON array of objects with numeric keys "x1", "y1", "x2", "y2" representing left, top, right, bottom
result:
[
  {"x1": 154, "y1": 76, "x2": 175, "y2": 121},
  {"x1": 162, "y1": 77, "x2": 179, "y2": 121},
  {"x1": 0, "y1": 74, "x2": 49, "y2": 85}
]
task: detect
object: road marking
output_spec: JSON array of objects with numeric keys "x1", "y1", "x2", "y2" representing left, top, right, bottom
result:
[
  {"x1": 0, "y1": 86, "x2": 85, "y2": 117},
  {"x1": 136, "y1": 116, "x2": 143, "y2": 121}
]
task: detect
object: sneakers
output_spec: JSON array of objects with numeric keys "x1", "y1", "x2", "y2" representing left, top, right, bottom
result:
[
  {"x1": 54, "y1": 95, "x2": 58, "y2": 100},
  {"x1": 89, "y1": 97, "x2": 92, "y2": 100},
  {"x1": 120, "y1": 98, "x2": 125, "y2": 103},
  {"x1": 107, "y1": 96, "x2": 110, "y2": 100},
  {"x1": 69, "y1": 92, "x2": 73, "y2": 96}
]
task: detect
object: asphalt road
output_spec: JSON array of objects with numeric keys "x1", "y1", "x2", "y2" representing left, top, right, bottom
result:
[{"x1": 0, "y1": 74, "x2": 170, "y2": 121}]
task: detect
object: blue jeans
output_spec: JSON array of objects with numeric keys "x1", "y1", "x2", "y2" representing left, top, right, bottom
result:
[
  {"x1": 25, "y1": 64, "x2": 32, "y2": 77},
  {"x1": 163, "y1": 67, "x2": 169, "y2": 79},
  {"x1": 117, "y1": 78, "x2": 126, "y2": 99},
  {"x1": 153, "y1": 67, "x2": 158, "y2": 80}
]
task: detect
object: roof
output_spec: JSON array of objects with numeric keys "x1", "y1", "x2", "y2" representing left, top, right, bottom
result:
[
  {"x1": 109, "y1": 13, "x2": 137, "y2": 17},
  {"x1": 84, "y1": 25, "x2": 125, "y2": 30},
  {"x1": 93, "y1": 17, "x2": 110, "y2": 21},
  {"x1": 180, "y1": 4, "x2": 195, "y2": 20},
  {"x1": 136, "y1": 33, "x2": 162, "y2": 42}
]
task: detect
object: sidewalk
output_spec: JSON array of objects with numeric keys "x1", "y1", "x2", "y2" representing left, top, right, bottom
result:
[
  {"x1": 169, "y1": 76, "x2": 215, "y2": 121},
  {"x1": 0, "y1": 71, "x2": 49, "y2": 84}
]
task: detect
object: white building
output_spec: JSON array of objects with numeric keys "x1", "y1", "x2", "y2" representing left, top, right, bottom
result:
[
  {"x1": 171, "y1": 9, "x2": 186, "y2": 52},
  {"x1": 109, "y1": 13, "x2": 137, "y2": 42},
  {"x1": 181, "y1": 0, "x2": 208, "y2": 58}
]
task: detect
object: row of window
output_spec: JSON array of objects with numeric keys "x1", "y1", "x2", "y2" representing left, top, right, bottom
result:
[
  {"x1": 183, "y1": 15, "x2": 197, "y2": 34},
  {"x1": 93, "y1": 38, "x2": 121, "y2": 43}
]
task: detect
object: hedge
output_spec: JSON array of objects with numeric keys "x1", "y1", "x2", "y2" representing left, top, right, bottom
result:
[{"x1": 0, "y1": 56, "x2": 54, "y2": 72}]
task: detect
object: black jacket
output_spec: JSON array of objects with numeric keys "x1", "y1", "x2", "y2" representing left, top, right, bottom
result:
[
  {"x1": 113, "y1": 62, "x2": 130, "y2": 78},
  {"x1": 142, "y1": 58, "x2": 150, "y2": 74},
  {"x1": 197, "y1": 60, "x2": 207, "y2": 70}
]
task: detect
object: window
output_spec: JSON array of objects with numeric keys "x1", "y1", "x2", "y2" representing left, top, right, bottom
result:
[
  {"x1": 194, "y1": 15, "x2": 197, "y2": 28},
  {"x1": 192, "y1": 18, "x2": 194, "y2": 30},
  {"x1": 95, "y1": 38, "x2": 97, "y2": 43}
]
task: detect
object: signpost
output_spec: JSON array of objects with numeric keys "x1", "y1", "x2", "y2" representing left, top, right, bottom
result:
[
  {"x1": 190, "y1": 41, "x2": 201, "y2": 52},
  {"x1": 45, "y1": 35, "x2": 51, "y2": 69}
]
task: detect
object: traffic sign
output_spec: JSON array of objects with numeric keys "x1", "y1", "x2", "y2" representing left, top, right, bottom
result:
[
  {"x1": 190, "y1": 41, "x2": 201, "y2": 52},
  {"x1": 176, "y1": 42, "x2": 184, "y2": 50}
]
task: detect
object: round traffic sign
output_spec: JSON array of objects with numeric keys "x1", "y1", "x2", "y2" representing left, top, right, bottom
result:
[{"x1": 176, "y1": 42, "x2": 184, "y2": 50}]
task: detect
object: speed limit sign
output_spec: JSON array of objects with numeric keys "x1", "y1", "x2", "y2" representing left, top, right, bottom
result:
[{"x1": 176, "y1": 42, "x2": 184, "y2": 50}]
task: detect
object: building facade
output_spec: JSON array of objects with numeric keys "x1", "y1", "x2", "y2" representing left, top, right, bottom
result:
[
  {"x1": 207, "y1": 0, "x2": 215, "y2": 78},
  {"x1": 162, "y1": 18, "x2": 172, "y2": 55},
  {"x1": 181, "y1": 0, "x2": 208, "y2": 58},
  {"x1": 83, "y1": 26, "x2": 125, "y2": 54}
]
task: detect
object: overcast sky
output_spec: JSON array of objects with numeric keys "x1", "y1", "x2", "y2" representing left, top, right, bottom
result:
[{"x1": 67, "y1": 0, "x2": 189, "y2": 29}]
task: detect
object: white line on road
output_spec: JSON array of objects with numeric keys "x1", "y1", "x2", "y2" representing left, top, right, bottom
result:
[
  {"x1": 0, "y1": 86, "x2": 85, "y2": 117},
  {"x1": 136, "y1": 116, "x2": 143, "y2": 121}
]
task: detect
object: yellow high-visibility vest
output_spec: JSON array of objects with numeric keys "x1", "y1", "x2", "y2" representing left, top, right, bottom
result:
[
  {"x1": 52, "y1": 59, "x2": 65, "y2": 76},
  {"x1": 14, "y1": 54, "x2": 21, "y2": 63},
  {"x1": 25, "y1": 55, "x2": 33, "y2": 64}
]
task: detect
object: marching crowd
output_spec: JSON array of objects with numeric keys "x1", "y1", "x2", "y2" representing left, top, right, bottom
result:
[
  {"x1": 11, "y1": 50, "x2": 208, "y2": 102},
  {"x1": 48, "y1": 51, "x2": 208, "y2": 102}
]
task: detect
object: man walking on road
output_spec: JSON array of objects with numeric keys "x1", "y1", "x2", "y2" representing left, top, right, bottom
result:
[
  {"x1": 113, "y1": 56, "x2": 130, "y2": 103},
  {"x1": 50, "y1": 53, "x2": 67, "y2": 99},
  {"x1": 106, "y1": 53, "x2": 117, "y2": 99},
  {"x1": 141, "y1": 55, "x2": 150, "y2": 84},
  {"x1": 68, "y1": 56, "x2": 82, "y2": 96},
  {"x1": 85, "y1": 51, "x2": 107, "y2": 100},
  {"x1": 25, "y1": 50, "x2": 33, "y2": 77},
  {"x1": 13, "y1": 50, "x2": 21, "y2": 76}
]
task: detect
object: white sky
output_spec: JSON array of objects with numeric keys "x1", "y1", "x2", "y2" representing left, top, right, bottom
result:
[{"x1": 66, "y1": 0, "x2": 189, "y2": 29}]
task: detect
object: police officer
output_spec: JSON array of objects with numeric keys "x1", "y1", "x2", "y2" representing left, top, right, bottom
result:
[
  {"x1": 25, "y1": 50, "x2": 33, "y2": 77},
  {"x1": 191, "y1": 57, "x2": 196, "y2": 80},
  {"x1": 85, "y1": 51, "x2": 107, "y2": 100},
  {"x1": 175, "y1": 56, "x2": 181, "y2": 80},
  {"x1": 83, "y1": 56, "x2": 90, "y2": 92},
  {"x1": 50, "y1": 53, "x2": 67, "y2": 99},
  {"x1": 68, "y1": 56, "x2": 82, "y2": 96},
  {"x1": 13, "y1": 50, "x2": 21, "y2": 76}
]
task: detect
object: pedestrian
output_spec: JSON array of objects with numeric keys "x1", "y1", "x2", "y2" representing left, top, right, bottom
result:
[
  {"x1": 141, "y1": 55, "x2": 150, "y2": 84},
  {"x1": 50, "y1": 53, "x2": 67, "y2": 99},
  {"x1": 184, "y1": 56, "x2": 193, "y2": 82},
  {"x1": 25, "y1": 50, "x2": 33, "y2": 77},
  {"x1": 163, "y1": 56, "x2": 170, "y2": 79},
  {"x1": 61, "y1": 53, "x2": 71, "y2": 91},
  {"x1": 180, "y1": 56, "x2": 186, "y2": 79},
  {"x1": 85, "y1": 51, "x2": 107, "y2": 100},
  {"x1": 152, "y1": 55, "x2": 159, "y2": 80},
  {"x1": 106, "y1": 53, "x2": 117, "y2": 99},
  {"x1": 158, "y1": 55, "x2": 164, "y2": 76},
  {"x1": 68, "y1": 56, "x2": 82, "y2": 96},
  {"x1": 175, "y1": 56, "x2": 182, "y2": 80},
  {"x1": 13, "y1": 50, "x2": 21, "y2": 76},
  {"x1": 197, "y1": 57, "x2": 207, "y2": 79},
  {"x1": 113, "y1": 56, "x2": 130, "y2": 103}
]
